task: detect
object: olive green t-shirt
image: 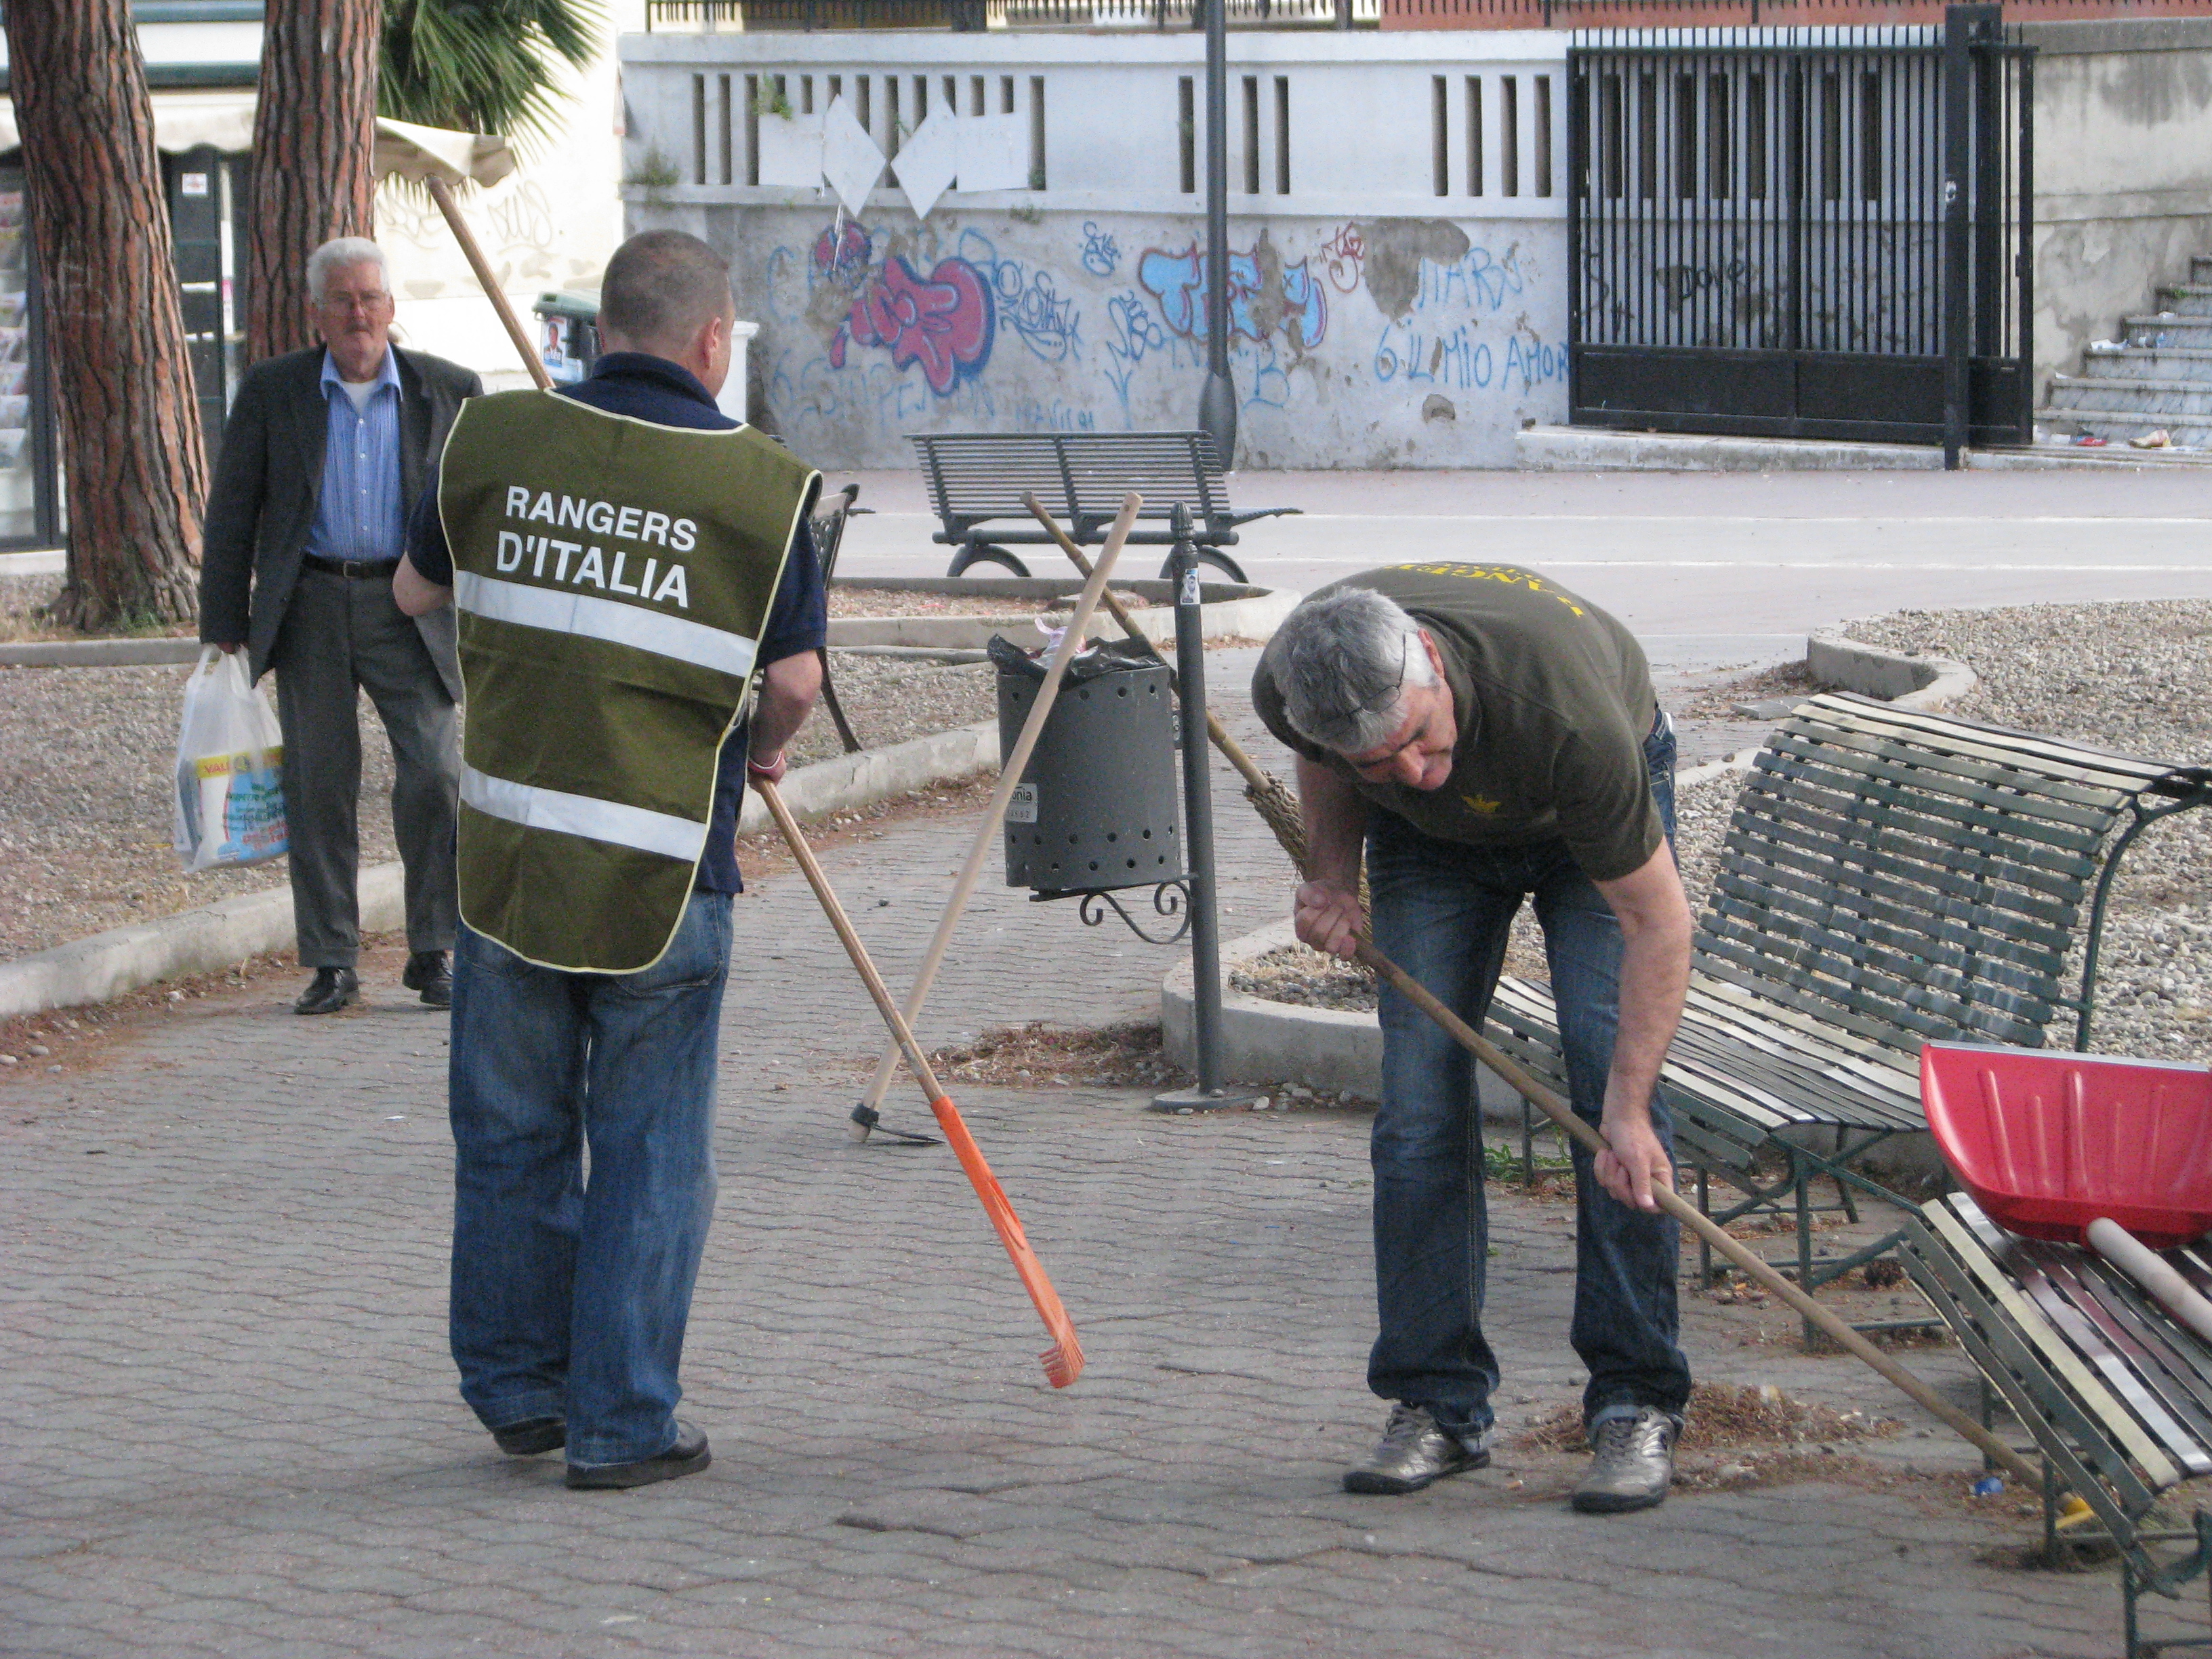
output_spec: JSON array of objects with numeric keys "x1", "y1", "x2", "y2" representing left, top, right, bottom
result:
[{"x1": 1250, "y1": 562, "x2": 1663, "y2": 883}]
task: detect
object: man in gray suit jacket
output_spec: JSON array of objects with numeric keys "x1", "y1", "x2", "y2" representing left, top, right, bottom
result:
[{"x1": 200, "y1": 237, "x2": 480, "y2": 1015}]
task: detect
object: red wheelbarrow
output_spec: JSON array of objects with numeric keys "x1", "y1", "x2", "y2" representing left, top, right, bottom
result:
[{"x1": 1922, "y1": 1042, "x2": 2212, "y2": 1248}]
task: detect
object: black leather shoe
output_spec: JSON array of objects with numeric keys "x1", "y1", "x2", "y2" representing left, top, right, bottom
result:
[
  {"x1": 293, "y1": 967, "x2": 359, "y2": 1016},
  {"x1": 402, "y1": 950, "x2": 453, "y2": 1008},
  {"x1": 566, "y1": 1420, "x2": 711, "y2": 1490},
  {"x1": 492, "y1": 1416, "x2": 566, "y2": 1456}
]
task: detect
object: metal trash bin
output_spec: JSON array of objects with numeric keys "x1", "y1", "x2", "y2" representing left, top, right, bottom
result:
[
  {"x1": 991, "y1": 635, "x2": 1183, "y2": 899},
  {"x1": 534, "y1": 289, "x2": 600, "y2": 386}
]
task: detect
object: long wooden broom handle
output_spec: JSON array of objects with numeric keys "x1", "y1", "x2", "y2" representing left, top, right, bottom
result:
[
  {"x1": 854, "y1": 493, "x2": 1141, "y2": 1116},
  {"x1": 1353, "y1": 940, "x2": 2040, "y2": 1487},
  {"x1": 1020, "y1": 495, "x2": 1275, "y2": 798},
  {"x1": 427, "y1": 174, "x2": 554, "y2": 391}
]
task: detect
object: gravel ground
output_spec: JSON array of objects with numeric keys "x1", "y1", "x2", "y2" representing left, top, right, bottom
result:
[
  {"x1": 0, "y1": 654, "x2": 1000, "y2": 960},
  {"x1": 0, "y1": 661, "x2": 403, "y2": 961},
  {"x1": 790, "y1": 655, "x2": 996, "y2": 767},
  {"x1": 1235, "y1": 600, "x2": 2212, "y2": 1067},
  {"x1": 827, "y1": 585, "x2": 1168, "y2": 625}
]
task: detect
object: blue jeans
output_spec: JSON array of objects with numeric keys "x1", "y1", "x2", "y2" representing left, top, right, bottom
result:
[
  {"x1": 1364, "y1": 713, "x2": 1690, "y2": 1437},
  {"x1": 447, "y1": 890, "x2": 733, "y2": 1467}
]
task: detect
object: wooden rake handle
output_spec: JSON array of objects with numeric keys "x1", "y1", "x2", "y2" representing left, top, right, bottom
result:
[
  {"x1": 854, "y1": 493, "x2": 1141, "y2": 1119},
  {"x1": 1020, "y1": 493, "x2": 1280, "y2": 799},
  {"x1": 1351, "y1": 940, "x2": 2039, "y2": 1487},
  {"x1": 426, "y1": 175, "x2": 554, "y2": 391},
  {"x1": 753, "y1": 775, "x2": 1084, "y2": 1389}
]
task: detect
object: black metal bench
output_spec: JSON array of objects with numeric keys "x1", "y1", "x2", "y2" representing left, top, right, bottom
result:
[
  {"x1": 907, "y1": 430, "x2": 1298, "y2": 581},
  {"x1": 1482, "y1": 693, "x2": 2211, "y2": 1322},
  {"x1": 1903, "y1": 1192, "x2": 2212, "y2": 1657}
]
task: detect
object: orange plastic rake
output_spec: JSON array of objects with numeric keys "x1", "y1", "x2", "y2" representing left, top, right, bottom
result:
[{"x1": 752, "y1": 774, "x2": 1084, "y2": 1389}]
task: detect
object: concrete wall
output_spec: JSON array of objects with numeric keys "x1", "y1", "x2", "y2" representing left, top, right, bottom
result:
[
  {"x1": 2026, "y1": 18, "x2": 2212, "y2": 387},
  {"x1": 618, "y1": 32, "x2": 1570, "y2": 468}
]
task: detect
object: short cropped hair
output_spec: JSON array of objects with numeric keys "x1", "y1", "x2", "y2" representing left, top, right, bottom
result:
[
  {"x1": 307, "y1": 237, "x2": 390, "y2": 300},
  {"x1": 599, "y1": 230, "x2": 733, "y2": 351},
  {"x1": 1273, "y1": 587, "x2": 1439, "y2": 754}
]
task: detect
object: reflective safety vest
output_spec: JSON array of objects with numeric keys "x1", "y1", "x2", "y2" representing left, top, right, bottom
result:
[{"x1": 438, "y1": 390, "x2": 819, "y2": 972}]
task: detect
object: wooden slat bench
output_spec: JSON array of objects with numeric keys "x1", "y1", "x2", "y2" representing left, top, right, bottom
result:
[
  {"x1": 908, "y1": 430, "x2": 1298, "y2": 581},
  {"x1": 1481, "y1": 692, "x2": 2211, "y2": 1316},
  {"x1": 1902, "y1": 1191, "x2": 2212, "y2": 1657}
]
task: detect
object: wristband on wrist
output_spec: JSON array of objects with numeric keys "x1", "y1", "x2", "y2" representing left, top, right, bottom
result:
[{"x1": 747, "y1": 750, "x2": 783, "y2": 777}]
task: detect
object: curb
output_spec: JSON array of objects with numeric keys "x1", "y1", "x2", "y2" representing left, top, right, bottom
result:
[
  {"x1": 0, "y1": 719, "x2": 1006, "y2": 1022},
  {"x1": 732, "y1": 719, "x2": 998, "y2": 837},
  {"x1": 1807, "y1": 631, "x2": 1978, "y2": 711},
  {"x1": 824, "y1": 587, "x2": 1298, "y2": 651},
  {"x1": 0, "y1": 867, "x2": 402, "y2": 1023},
  {"x1": 0, "y1": 638, "x2": 203, "y2": 668}
]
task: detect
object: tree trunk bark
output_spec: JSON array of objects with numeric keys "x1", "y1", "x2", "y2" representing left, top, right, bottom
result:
[
  {"x1": 2, "y1": 0, "x2": 207, "y2": 630},
  {"x1": 247, "y1": 0, "x2": 381, "y2": 361}
]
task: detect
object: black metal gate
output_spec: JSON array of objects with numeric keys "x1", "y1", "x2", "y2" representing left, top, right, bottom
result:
[{"x1": 1567, "y1": 9, "x2": 2033, "y2": 452}]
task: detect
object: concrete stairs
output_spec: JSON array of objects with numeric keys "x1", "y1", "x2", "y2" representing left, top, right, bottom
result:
[{"x1": 2041, "y1": 253, "x2": 2212, "y2": 449}]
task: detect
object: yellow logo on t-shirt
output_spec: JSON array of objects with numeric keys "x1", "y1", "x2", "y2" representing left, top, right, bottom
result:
[
  {"x1": 1389, "y1": 561, "x2": 1585, "y2": 617},
  {"x1": 1460, "y1": 793, "x2": 1502, "y2": 815}
]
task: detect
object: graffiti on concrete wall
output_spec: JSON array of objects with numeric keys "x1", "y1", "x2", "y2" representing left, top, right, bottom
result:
[
  {"x1": 1133, "y1": 232, "x2": 1330, "y2": 353},
  {"x1": 958, "y1": 229, "x2": 1082, "y2": 365},
  {"x1": 747, "y1": 210, "x2": 1567, "y2": 464},
  {"x1": 818, "y1": 222, "x2": 996, "y2": 396}
]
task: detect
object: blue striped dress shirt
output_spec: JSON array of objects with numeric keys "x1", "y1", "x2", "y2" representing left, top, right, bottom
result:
[{"x1": 302, "y1": 348, "x2": 406, "y2": 564}]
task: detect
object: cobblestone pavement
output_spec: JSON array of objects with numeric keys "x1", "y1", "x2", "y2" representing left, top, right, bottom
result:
[{"x1": 0, "y1": 678, "x2": 2145, "y2": 1658}]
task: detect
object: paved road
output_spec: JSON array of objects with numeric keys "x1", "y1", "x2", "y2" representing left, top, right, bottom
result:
[
  {"x1": 0, "y1": 668, "x2": 2151, "y2": 1658},
  {"x1": 834, "y1": 466, "x2": 2212, "y2": 677}
]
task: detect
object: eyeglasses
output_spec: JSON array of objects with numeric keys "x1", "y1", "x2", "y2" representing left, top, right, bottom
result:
[{"x1": 317, "y1": 291, "x2": 392, "y2": 314}]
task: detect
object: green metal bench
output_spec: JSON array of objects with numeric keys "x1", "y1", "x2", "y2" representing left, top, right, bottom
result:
[
  {"x1": 908, "y1": 430, "x2": 1297, "y2": 581},
  {"x1": 1902, "y1": 1192, "x2": 2212, "y2": 1658},
  {"x1": 1483, "y1": 692, "x2": 2210, "y2": 1317}
]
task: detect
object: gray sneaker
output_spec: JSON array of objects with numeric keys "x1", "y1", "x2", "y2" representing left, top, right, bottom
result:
[
  {"x1": 1570, "y1": 1405, "x2": 1680, "y2": 1514},
  {"x1": 1343, "y1": 1404, "x2": 1488, "y2": 1495}
]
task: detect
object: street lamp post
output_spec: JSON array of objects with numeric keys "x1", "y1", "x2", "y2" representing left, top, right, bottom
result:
[{"x1": 1196, "y1": 0, "x2": 1236, "y2": 466}]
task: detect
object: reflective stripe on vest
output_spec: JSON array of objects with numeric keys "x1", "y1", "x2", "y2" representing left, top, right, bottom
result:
[
  {"x1": 438, "y1": 389, "x2": 819, "y2": 973},
  {"x1": 453, "y1": 571, "x2": 760, "y2": 681},
  {"x1": 459, "y1": 765, "x2": 710, "y2": 863}
]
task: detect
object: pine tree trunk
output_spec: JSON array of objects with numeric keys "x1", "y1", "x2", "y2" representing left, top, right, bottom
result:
[
  {"x1": 3, "y1": 0, "x2": 207, "y2": 630},
  {"x1": 247, "y1": 0, "x2": 381, "y2": 362}
]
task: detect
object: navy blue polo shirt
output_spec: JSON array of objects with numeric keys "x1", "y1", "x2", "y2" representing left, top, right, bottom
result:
[{"x1": 408, "y1": 351, "x2": 827, "y2": 893}]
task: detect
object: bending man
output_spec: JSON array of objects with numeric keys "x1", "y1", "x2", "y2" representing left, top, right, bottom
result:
[
  {"x1": 396, "y1": 230, "x2": 823, "y2": 1490},
  {"x1": 1250, "y1": 562, "x2": 1692, "y2": 1515}
]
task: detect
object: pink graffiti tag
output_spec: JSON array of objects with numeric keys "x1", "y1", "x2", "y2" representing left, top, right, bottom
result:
[{"x1": 830, "y1": 255, "x2": 995, "y2": 396}]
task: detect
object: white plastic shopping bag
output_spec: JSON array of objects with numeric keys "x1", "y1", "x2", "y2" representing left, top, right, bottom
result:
[{"x1": 172, "y1": 647, "x2": 288, "y2": 872}]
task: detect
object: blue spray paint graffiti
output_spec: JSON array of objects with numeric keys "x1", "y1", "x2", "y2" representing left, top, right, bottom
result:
[
  {"x1": 1371, "y1": 243, "x2": 1559, "y2": 396},
  {"x1": 1078, "y1": 221, "x2": 1121, "y2": 278},
  {"x1": 956, "y1": 230, "x2": 1082, "y2": 365}
]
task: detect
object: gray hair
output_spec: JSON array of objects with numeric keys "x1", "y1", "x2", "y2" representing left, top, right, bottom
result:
[
  {"x1": 306, "y1": 237, "x2": 390, "y2": 300},
  {"x1": 1274, "y1": 587, "x2": 1437, "y2": 754},
  {"x1": 600, "y1": 230, "x2": 734, "y2": 351}
]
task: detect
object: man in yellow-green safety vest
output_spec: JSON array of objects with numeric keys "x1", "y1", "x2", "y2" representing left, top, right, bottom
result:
[{"x1": 396, "y1": 230, "x2": 823, "y2": 1491}]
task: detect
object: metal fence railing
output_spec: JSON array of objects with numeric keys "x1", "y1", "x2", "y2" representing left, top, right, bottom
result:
[
  {"x1": 1383, "y1": 0, "x2": 2212, "y2": 29},
  {"x1": 1566, "y1": 13, "x2": 2034, "y2": 448},
  {"x1": 645, "y1": 0, "x2": 1378, "y2": 26}
]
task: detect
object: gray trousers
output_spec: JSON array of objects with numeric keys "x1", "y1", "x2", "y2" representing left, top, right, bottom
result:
[{"x1": 269, "y1": 567, "x2": 459, "y2": 968}]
